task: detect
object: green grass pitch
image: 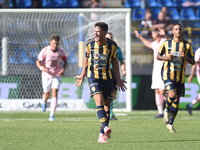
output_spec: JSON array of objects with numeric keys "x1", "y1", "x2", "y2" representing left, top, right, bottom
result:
[{"x1": 0, "y1": 110, "x2": 200, "y2": 150}]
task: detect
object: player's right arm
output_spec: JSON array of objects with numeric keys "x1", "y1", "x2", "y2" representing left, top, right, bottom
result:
[
  {"x1": 74, "y1": 57, "x2": 88, "y2": 87},
  {"x1": 36, "y1": 60, "x2": 49, "y2": 73},
  {"x1": 134, "y1": 30, "x2": 152, "y2": 49},
  {"x1": 36, "y1": 48, "x2": 49, "y2": 73},
  {"x1": 157, "y1": 42, "x2": 173, "y2": 61}
]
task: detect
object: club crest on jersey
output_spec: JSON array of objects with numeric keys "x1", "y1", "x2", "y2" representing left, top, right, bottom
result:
[
  {"x1": 91, "y1": 86, "x2": 95, "y2": 92},
  {"x1": 166, "y1": 85, "x2": 171, "y2": 90}
]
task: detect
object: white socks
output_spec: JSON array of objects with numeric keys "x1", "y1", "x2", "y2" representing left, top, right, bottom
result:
[{"x1": 50, "y1": 97, "x2": 57, "y2": 117}]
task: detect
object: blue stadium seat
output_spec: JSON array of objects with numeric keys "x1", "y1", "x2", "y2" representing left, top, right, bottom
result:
[
  {"x1": 167, "y1": 7, "x2": 180, "y2": 20},
  {"x1": 174, "y1": 0, "x2": 187, "y2": 7},
  {"x1": 132, "y1": 8, "x2": 145, "y2": 20},
  {"x1": 191, "y1": 0, "x2": 200, "y2": 2},
  {"x1": 16, "y1": 0, "x2": 32, "y2": 8},
  {"x1": 124, "y1": 0, "x2": 141, "y2": 8},
  {"x1": 9, "y1": 48, "x2": 31, "y2": 64},
  {"x1": 62, "y1": 0, "x2": 80, "y2": 8},
  {"x1": 158, "y1": 0, "x2": 175, "y2": 7},
  {"x1": 151, "y1": 7, "x2": 161, "y2": 19},
  {"x1": 180, "y1": 8, "x2": 196, "y2": 20},
  {"x1": 196, "y1": 7, "x2": 200, "y2": 19},
  {"x1": 43, "y1": 0, "x2": 63, "y2": 8},
  {"x1": 148, "y1": 0, "x2": 161, "y2": 7}
]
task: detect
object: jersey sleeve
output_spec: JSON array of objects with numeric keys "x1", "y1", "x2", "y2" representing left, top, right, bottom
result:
[
  {"x1": 112, "y1": 45, "x2": 118, "y2": 60},
  {"x1": 117, "y1": 47, "x2": 124, "y2": 61},
  {"x1": 158, "y1": 42, "x2": 166, "y2": 56},
  {"x1": 61, "y1": 49, "x2": 67, "y2": 60},
  {"x1": 37, "y1": 48, "x2": 46, "y2": 62},
  {"x1": 85, "y1": 40, "x2": 91, "y2": 58},
  {"x1": 187, "y1": 44, "x2": 194, "y2": 58}
]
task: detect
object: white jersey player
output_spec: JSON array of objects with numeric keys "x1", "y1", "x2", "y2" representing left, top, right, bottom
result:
[
  {"x1": 135, "y1": 28, "x2": 166, "y2": 118},
  {"x1": 36, "y1": 34, "x2": 67, "y2": 121}
]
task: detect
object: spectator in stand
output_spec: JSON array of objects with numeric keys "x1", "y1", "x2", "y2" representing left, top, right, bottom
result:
[
  {"x1": 32, "y1": 0, "x2": 42, "y2": 8},
  {"x1": 86, "y1": 0, "x2": 107, "y2": 20},
  {"x1": 161, "y1": 6, "x2": 171, "y2": 20},
  {"x1": 140, "y1": 8, "x2": 153, "y2": 36},
  {"x1": 86, "y1": 0, "x2": 107, "y2": 8},
  {"x1": 152, "y1": 11, "x2": 173, "y2": 35}
]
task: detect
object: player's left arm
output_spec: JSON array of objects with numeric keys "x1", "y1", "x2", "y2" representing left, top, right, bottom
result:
[
  {"x1": 59, "y1": 53, "x2": 68, "y2": 75},
  {"x1": 180, "y1": 46, "x2": 195, "y2": 65},
  {"x1": 112, "y1": 59, "x2": 127, "y2": 91}
]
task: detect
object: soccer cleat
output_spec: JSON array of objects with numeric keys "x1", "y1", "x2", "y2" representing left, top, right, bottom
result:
[
  {"x1": 104, "y1": 134, "x2": 111, "y2": 139},
  {"x1": 98, "y1": 135, "x2": 108, "y2": 143},
  {"x1": 166, "y1": 124, "x2": 176, "y2": 133},
  {"x1": 110, "y1": 115, "x2": 118, "y2": 120},
  {"x1": 104, "y1": 127, "x2": 111, "y2": 139},
  {"x1": 186, "y1": 104, "x2": 192, "y2": 115},
  {"x1": 49, "y1": 116, "x2": 55, "y2": 121},
  {"x1": 154, "y1": 114, "x2": 164, "y2": 118},
  {"x1": 41, "y1": 103, "x2": 46, "y2": 112},
  {"x1": 163, "y1": 108, "x2": 170, "y2": 124}
]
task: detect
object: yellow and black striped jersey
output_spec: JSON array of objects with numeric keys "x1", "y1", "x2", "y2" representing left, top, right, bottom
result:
[
  {"x1": 158, "y1": 38, "x2": 194, "y2": 83},
  {"x1": 85, "y1": 38, "x2": 118, "y2": 80}
]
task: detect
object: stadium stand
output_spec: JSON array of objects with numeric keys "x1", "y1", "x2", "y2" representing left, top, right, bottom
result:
[
  {"x1": 124, "y1": 0, "x2": 141, "y2": 8},
  {"x1": 132, "y1": 8, "x2": 145, "y2": 20},
  {"x1": 150, "y1": 7, "x2": 161, "y2": 19},
  {"x1": 158, "y1": 0, "x2": 175, "y2": 7},
  {"x1": 196, "y1": 7, "x2": 200, "y2": 19},
  {"x1": 148, "y1": 0, "x2": 161, "y2": 7},
  {"x1": 167, "y1": 7, "x2": 180, "y2": 20},
  {"x1": 174, "y1": 0, "x2": 187, "y2": 7},
  {"x1": 180, "y1": 7, "x2": 197, "y2": 20}
]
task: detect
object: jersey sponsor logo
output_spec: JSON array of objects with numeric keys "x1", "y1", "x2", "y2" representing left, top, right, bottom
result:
[
  {"x1": 93, "y1": 53, "x2": 108, "y2": 69},
  {"x1": 170, "y1": 57, "x2": 182, "y2": 71},
  {"x1": 171, "y1": 51, "x2": 180, "y2": 57}
]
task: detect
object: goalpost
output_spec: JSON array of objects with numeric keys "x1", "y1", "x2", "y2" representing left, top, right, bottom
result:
[{"x1": 0, "y1": 9, "x2": 132, "y2": 112}]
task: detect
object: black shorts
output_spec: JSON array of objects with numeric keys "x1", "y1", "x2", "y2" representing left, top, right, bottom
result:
[
  {"x1": 111, "y1": 70, "x2": 118, "y2": 91},
  {"x1": 87, "y1": 78, "x2": 113, "y2": 102},
  {"x1": 164, "y1": 79, "x2": 185, "y2": 97}
]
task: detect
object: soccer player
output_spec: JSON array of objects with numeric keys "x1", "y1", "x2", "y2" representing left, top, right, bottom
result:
[
  {"x1": 157, "y1": 23, "x2": 195, "y2": 133},
  {"x1": 105, "y1": 32, "x2": 126, "y2": 120},
  {"x1": 187, "y1": 47, "x2": 200, "y2": 115},
  {"x1": 74, "y1": 22, "x2": 127, "y2": 143},
  {"x1": 36, "y1": 34, "x2": 67, "y2": 121},
  {"x1": 134, "y1": 28, "x2": 166, "y2": 118}
]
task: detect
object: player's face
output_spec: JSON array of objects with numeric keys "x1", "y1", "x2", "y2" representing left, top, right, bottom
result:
[
  {"x1": 172, "y1": 25, "x2": 182, "y2": 38},
  {"x1": 94, "y1": 26, "x2": 106, "y2": 42},
  {"x1": 106, "y1": 34, "x2": 112, "y2": 40},
  {"x1": 50, "y1": 39, "x2": 59, "y2": 51}
]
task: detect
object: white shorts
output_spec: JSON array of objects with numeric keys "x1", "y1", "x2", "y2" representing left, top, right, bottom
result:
[
  {"x1": 151, "y1": 70, "x2": 165, "y2": 89},
  {"x1": 42, "y1": 77, "x2": 61, "y2": 93}
]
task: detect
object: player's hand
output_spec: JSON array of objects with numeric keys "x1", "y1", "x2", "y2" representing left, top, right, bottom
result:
[
  {"x1": 59, "y1": 68, "x2": 65, "y2": 75},
  {"x1": 187, "y1": 75, "x2": 193, "y2": 83},
  {"x1": 134, "y1": 30, "x2": 141, "y2": 39},
  {"x1": 74, "y1": 75, "x2": 84, "y2": 87},
  {"x1": 166, "y1": 52, "x2": 173, "y2": 61},
  {"x1": 180, "y1": 50, "x2": 185, "y2": 58},
  {"x1": 122, "y1": 70, "x2": 126, "y2": 76},
  {"x1": 42, "y1": 67, "x2": 49, "y2": 73},
  {"x1": 117, "y1": 79, "x2": 127, "y2": 91}
]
